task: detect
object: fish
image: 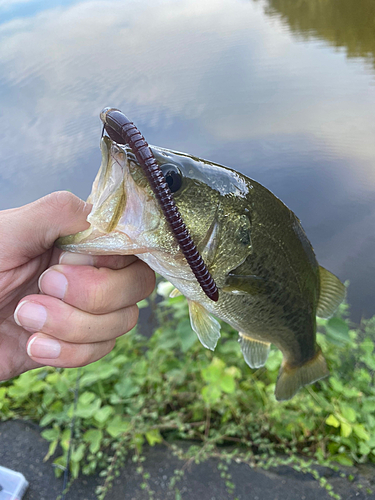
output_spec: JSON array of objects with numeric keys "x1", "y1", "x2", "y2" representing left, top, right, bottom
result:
[{"x1": 57, "y1": 135, "x2": 346, "y2": 400}]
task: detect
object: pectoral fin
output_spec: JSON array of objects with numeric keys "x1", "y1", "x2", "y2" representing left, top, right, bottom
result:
[
  {"x1": 198, "y1": 217, "x2": 221, "y2": 269},
  {"x1": 169, "y1": 287, "x2": 182, "y2": 298},
  {"x1": 317, "y1": 267, "x2": 346, "y2": 319},
  {"x1": 188, "y1": 300, "x2": 221, "y2": 351},
  {"x1": 222, "y1": 274, "x2": 267, "y2": 295},
  {"x1": 239, "y1": 332, "x2": 270, "y2": 368}
]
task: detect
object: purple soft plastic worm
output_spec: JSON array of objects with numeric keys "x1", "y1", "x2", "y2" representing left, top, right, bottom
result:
[{"x1": 100, "y1": 107, "x2": 219, "y2": 302}]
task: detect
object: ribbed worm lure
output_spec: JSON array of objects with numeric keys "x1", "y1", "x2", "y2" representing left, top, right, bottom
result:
[{"x1": 99, "y1": 107, "x2": 219, "y2": 302}]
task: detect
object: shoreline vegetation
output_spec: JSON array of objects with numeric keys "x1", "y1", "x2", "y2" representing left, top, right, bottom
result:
[{"x1": 0, "y1": 280, "x2": 374, "y2": 499}]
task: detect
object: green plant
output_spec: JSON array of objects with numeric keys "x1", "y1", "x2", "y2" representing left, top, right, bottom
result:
[{"x1": 0, "y1": 284, "x2": 374, "y2": 499}]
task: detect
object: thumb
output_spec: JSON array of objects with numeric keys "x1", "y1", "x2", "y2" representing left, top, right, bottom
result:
[{"x1": 1, "y1": 191, "x2": 91, "y2": 262}]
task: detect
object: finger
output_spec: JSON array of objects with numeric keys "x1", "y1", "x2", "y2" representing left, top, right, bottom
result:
[
  {"x1": 14, "y1": 295, "x2": 139, "y2": 343},
  {"x1": 38, "y1": 260, "x2": 155, "y2": 313},
  {"x1": 59, "y1": 251, "x2": 138, "y2": 270},
  {"x1": 26, "y1": 332, "x2": 115, "y2": 368},
  {"x1": 1, "y1": 192, "x2": 91, "y2": 265}
]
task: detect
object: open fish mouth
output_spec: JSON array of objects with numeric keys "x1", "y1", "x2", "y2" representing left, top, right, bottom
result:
[{"x1": 57, "y1": 136, "x2": 163, "y2": 255}]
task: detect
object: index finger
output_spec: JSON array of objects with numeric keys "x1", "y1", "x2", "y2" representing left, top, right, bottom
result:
[{"x1": 38, "y1": 260, "x2": 155, "y2": 313}]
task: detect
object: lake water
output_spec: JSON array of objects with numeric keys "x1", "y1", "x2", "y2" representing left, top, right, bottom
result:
[{"x1": 1, "y1": 0, "x2": 374, "y2": 322}]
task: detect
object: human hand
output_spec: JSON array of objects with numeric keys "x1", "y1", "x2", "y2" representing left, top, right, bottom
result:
[{"x1": 0, "y1": 191, "x2": 155, "y2": 381}]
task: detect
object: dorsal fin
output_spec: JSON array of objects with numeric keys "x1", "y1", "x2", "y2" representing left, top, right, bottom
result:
[{"x1": 317, "y1": 266, "x2": 346, "y2": 319}]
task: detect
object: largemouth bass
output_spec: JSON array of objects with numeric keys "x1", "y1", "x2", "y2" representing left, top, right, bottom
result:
[{"x1": 57, "y1": 135, "x2": 345, "y2": 400}]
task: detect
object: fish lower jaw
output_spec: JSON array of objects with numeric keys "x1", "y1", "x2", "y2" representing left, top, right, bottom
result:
[{"x1": 136, "y1": 253, "x2": 200, "y2": 297}]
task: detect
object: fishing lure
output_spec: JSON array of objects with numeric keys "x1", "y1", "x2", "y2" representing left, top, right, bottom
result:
[{"x1": 100, "y1": 107, "x2": 219, "y2": 302}]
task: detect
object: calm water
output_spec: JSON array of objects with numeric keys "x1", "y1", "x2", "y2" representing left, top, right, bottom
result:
[{"x1": 1, "y1": 0, "x2": 374, "y2": 321}]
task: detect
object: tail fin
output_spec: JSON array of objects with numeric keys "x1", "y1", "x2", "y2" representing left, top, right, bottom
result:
[{"x1": 275, "y1": 349, "x2": 329, "y2": 401}]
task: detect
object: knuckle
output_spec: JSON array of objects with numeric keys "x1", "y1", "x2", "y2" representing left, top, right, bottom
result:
[
  {"x1": 62, "y1": 307, "x2": 80, "y2": 341},
  {"x1": 78, "y1": 340, "x2": 115, "y2": 367},
  {"x1": 125, "y1": 305, "x2": 139, "y2": 333},
  {"x1": 86, "y1": 270, "x2": 111, "y2": 313},
  {"x1": 137, "y1": 263, "x2": 156, "y2": 298}
]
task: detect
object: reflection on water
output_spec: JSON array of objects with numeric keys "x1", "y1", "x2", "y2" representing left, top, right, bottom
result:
[
  {"x1": 265, "y1": 0, "x2": 375, "y2": 69},
  {"x1": 0, "y1": 0, "x2": 374, "y2": 320}
]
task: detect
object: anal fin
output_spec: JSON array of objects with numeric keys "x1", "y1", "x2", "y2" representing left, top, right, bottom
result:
[
  {"x1": 239, "y1": 332, "x2": 270, "y2": 368},
  {"x1": 275, "y1": 348, "x2": 329, "y2": 401},
  {"x1": 188, "y1": 300, "x2": 221, "y2": 351}
]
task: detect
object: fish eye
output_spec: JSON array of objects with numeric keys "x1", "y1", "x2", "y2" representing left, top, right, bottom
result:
[{"x1": 160, "y1": 163, "x2": 183, "y2": 193}]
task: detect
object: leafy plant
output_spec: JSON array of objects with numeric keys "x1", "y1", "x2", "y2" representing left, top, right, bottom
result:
[{"x1": 0, "y1": 283, "x2": 374, "y2": 499}]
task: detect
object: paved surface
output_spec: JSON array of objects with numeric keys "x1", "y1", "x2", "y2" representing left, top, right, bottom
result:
[{"x1": 0, "y1": 420, "x2": 374, "y2": 500}]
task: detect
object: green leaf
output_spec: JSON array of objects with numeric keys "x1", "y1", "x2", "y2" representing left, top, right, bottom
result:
[
  {"x1": 53, "y1": 456, "x2": 66, "y2": 478},
  {"x1": 353, "y1": 424, "x2": 370, "y2": 441},
  {"x1": 71, "y1": 460, "x2": 80, "y2": 480},
  {"x1": 78, "y1": 391, "x2": 96, "y2": 406},
  {"x1": 30, "y1": 380, "x2": 47, "y2": 393},
  {"x1": 80, "y1": 372, "x2": 101, "y2": 386},
  {"x1": 333, "y1": 454, "x2": 354, "y2": 466},
  {"x1": 340, "y1": 405, "x2": 357, "y2": 423},
  {"x1": 177, "y1": 319, "x2": 197, "y2": 352},
  {"x1": 111, "y1": 355, "x2": 128, "y2": 366},
  {"x1": 325, "y1": 318, "x2": 350, "y2": 346},
  {"x1": 40, "y1": 413, "x2": 57, "y2": 427},
  {"x1": 219, "y1": 340, "x2": 240, "y2": 355},
  {"x1": 134, "y1": 433, "x2": 144, "y2": 454},
  {"x1": 96, "y1": 364, "x2": 119, "y2": 380},
  {"x1": 107, "y1": 416, "x2": 131, "y2": 438},
  {"x1": 363, "y1": 399, "x2": 375, "y2": 414},
  {"x1": 55, "y1": 378, "x2": 70, "y2": 397},
  {"x1": 145, "y1": 429, "x2": 163, "y2": 446},
  {"x1": 137, "y1": 299, "x2": 149, "y2": 309},
  {"x1": 42, "y1": 391, "x2": 55, "y2": 407},
  {"x1": 114, "y1": 379, "x2": 139, "y2": 398},
  {"x1": 220, "y1": 374, "x2": 235, "y2": 394},
  {"x1": 71, "y1": 443, "x2": 86, "y2": 463},
  {"x1": 359, "y1": 442, "x2": 371, "y2": 455},
  {"x1": 60, "y1": 428, "x2": 72, "y2": 451},
  {"x1": 83, "y1": 429, "x2": 103, "y2": 453},
  {"x1": 44, "y1": 439, "x2": 58, "y2": 462},
  {"x1": 94, "y1": 405, "x2": 114, "y2": 424},
  {"x1": 329, "y1": 377, "x2": 344, "y2": 393},
  {"x1": 340, "y1": 422, "x2": 352, "y2": 438},
  {"x1": 75, "y1": 398, "x2": 101, "y2": 419},
  {"x1": 360, "y1": 338, "x2": 374, "y2": 355},
  {"x1": 326, "y1": 414, "x2": 340, "y2": 428},
  {"x1": 265, "y1": 350, "x2": 282, "y2": 372},
  {"x1": 41, "y1": 427, "x2": 60, "y2": 442},
  {"x1": 201, "y1": 358, "x2": 225, "y2": 383},
  {"x1": 201, "y1": 385, "x2": 221, "y2": 405}
]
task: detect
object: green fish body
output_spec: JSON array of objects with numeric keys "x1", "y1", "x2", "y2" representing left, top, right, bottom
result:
[{"x1": 57, "y1": 137, "x2": 345, "y2": 400}]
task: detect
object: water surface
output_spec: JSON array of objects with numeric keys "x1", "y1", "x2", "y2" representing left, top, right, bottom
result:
[{"x1": 1, "y1": 0, "x2": 374, "y2": 320}]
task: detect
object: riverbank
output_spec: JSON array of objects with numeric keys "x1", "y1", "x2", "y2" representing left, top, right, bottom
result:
[{"x1": 0, "y1": 420, "x2": 374, "y2": 500}]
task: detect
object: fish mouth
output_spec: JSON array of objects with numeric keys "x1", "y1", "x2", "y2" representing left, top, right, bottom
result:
[
  {"x1": 56, "y1": 136, "x2": 163, "y2": 255},
  {"x1": 87, "y1": 136, "x2": 162, "y2": 250}
]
